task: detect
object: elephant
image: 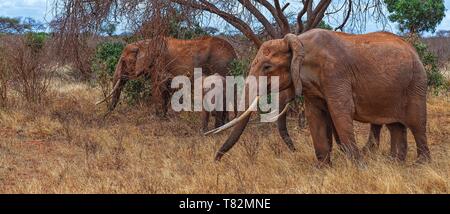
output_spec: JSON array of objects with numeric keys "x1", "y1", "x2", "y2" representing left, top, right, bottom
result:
[
  {"x1": 207, "y1": 29, "x2": 430, "y2": 165},
  {"x1": 96, "y1": 36, "x2": 301, "y2": 143},
  {"x1": 96, "y1": 36, "x2": 238, "y2": 116},
  {"x1": 200, "y1": 73, "x2": 230, "y2": 132}
]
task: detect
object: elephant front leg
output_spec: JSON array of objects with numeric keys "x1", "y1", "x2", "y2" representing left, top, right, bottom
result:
[
  {"x1": 161, "y1": 85, "x2": 172, "y2": 117},
  {"x1": 305, "y1": 100, "x2": 333, "y2": 166},
  {"x1": 214, "y1": 111, "x2": 226, "y2": 128},
  {"x1": 327, "y1": 99, "x2": 361, "y2": 162},
  {"x1": 201, "y1": 110, "x2": 210, "y2": 133}
]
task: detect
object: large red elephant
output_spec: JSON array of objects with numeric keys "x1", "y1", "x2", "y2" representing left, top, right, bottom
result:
[{"x1": 208, "y1": 29, "x2": 430, "y2": 166}]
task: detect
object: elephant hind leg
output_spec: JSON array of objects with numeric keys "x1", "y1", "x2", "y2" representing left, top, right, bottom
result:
[
  {"x1": 386, "y1": 123, "x2": 407, "y2": 162},
  {"x1": 405, "y1": 99, "x2": 431, "y2": 163},
  {"x1": 410, "y1": 125, "x2": 431, "y2": 163}
]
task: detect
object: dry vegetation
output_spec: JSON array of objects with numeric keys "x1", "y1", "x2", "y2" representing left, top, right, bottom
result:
[{"x1": 0, "y1": 72, "x2": 449, "y2": 194}]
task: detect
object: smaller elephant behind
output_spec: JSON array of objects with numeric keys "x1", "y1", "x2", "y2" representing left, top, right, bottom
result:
[
  {"x1": 200, "y1": 73, "x2": 235, "y2": 132},
  {"x1": 96, "y1": 36, "x2": 238, "y2": 117}
]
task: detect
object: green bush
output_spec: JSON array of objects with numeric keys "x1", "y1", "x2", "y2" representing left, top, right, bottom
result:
[
  {"x1": 24, "y1": 32, "x2": 48, "y2": 52},
  {"x1": 169, "y1": 21, "x2": 210, "y2": 39},
  {"x1": 92, "y1": 41, "x2": 151, "y2": 106},
  {"x1": 229, "y1": 58, "x2": 250, "y2": 77},
  {"x1": 408, "y1": 37, "x2": 448, "y2": 91},
  {"x1": 317, "y1": 21, "x2": 333, "y2": 30},
  {"x1": 384, "y1": 0, "x2": 445, "y2": 34},
  {"x1": 93, "y1": 42, "x2": 124, "y2": 76}
]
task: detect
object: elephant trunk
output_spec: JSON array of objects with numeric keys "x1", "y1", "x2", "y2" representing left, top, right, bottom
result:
[
  {"x1": 277, "y1": 110, "x2": 296, "y2": 151},
  {"x1": 213, "y1": 84, "x2": 258, "y2": 160},
  {"x1": 96, "y1": 56, "x2": 128, "y2": 113},
  {"x1": 107, "y1": 77, "x2": 127, "y2": 112},
  {"x1": 276, "y1": 87, "x2": 296, "y2": 151},
  {"x1": 215, "y1": 114, "x2": 251, "y2": 161}
]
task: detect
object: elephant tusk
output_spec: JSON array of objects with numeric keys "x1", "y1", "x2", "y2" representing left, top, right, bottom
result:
[
  {"x1": 264, "y1": 103, "x2": 290, "y2": 122},
  {"x1": 95, "y1": 79, "x2": 121, "y2": 105},
  {"x1": 204, "y1": 96, "x2": 259, "y2": 135}
]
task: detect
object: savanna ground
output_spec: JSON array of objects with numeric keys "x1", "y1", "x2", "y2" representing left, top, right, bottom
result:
[{"x1": 0, "y1": 68, "x2": 449, "y2": 194}]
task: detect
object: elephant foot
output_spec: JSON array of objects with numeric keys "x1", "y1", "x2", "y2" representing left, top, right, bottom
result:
[
  {"x1": 387, "y1": 155, "x2": 406, "y2": 165},
  {"x1": 155, "y1": 110, "x2": 168, "y2": 119},
  {"x1": 157, "y1": 115, "x2": 169, "y2": 121},
  {"x1": 354, "y1": 160, "x2": 368, "y2": 170},
  {"x1": 101, "y1": 111, "x2": 112, "y2": 120},
  {"x1": 314, "y1": 161, "x2": 332, "y2": 169},
  {"x1": 283, "y1": 140, "x2": 296, "y2": 152},
  {"x1": 288, "y1": 146, "x2": 297, "y2": 152},
  {"x1": 202, "y1": 128, "x2": 209, "y2": 134},
  {"x1": 215, "y1": 152, "x2": 225, "y2": 161},
  {"x1": 362, "y1": 144, "x2": 378, "y2": 154},
  {"x1": 348, "y1": 152, "x2": 367, "y2": 170},
  {"x1": 415, "y1": 155, "x2": 432, "y2": 165}
]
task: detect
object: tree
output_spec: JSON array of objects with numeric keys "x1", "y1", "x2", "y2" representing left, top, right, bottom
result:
[
  {"x1": 0, "y1": 17, "x2": 45, "y2": 34},
  {"x1": 386, "y1": 0, "x2": 448, "y2": 90},
  {"x1": 172, "y1": 0, "x2": 386, "y2": 47},
  {"x1": 99, "y1": 22, "x2": 117, "y2": 36},
  {"x1": 52, "y1": 0, "x2": 387, "y2": 48},
  {"x1": 384, "y1": 0, "x2": 446, "y2": 34},
  {"x1": 0, "y1": 17, "x2": 23, "y2": 33}
]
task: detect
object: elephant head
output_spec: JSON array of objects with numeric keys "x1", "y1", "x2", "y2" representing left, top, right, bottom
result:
[
  {"x1": 96, "y1": 40, "x2": 158, "y2": 112},
  {"x1": 209, "y1": 34, "x2": 305, "y2": 160}
]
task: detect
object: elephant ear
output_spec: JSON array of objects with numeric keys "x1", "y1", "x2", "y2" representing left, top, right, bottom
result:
[
  {"x1": 284, "y1": 34, "x2": 305, "y2": 97},
  {"x1": 134, "y1": 47, "x2": 150, "y2": 77}
]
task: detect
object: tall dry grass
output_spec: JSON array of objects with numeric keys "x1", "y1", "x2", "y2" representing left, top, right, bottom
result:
[{"x1": 0, "y1": 75, "x2": 449, "y2": 193}]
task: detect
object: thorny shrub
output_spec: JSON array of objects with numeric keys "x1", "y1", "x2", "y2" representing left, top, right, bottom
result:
[{"x1": 0, "y1": 33, "x2": 53, "y2": 105}]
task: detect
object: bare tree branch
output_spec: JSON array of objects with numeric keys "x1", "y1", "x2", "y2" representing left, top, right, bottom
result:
[
  {"x1": 296, "y1": 0, "x2": 311, "y2": 34},
  {"x1": 281, "y1": 3, "x2": 290, "y2": 12},
  {"x1": 335, "y1": 0, "x2": 352, "y2": 31},
  {"x1": 173, "y1": 0, "x2": 263, "y2": 47},
  {"x1": 274, "y1": 0, "x2": 291, "y2": 35},
  {"x1": 238, "y1": 0, "x2": 280, "y2": 38},
  {"x1": 254, "y1": 0, "x2": 290, "y2": 36},
  {"x1": 309, "y1": 0, "x2": 332, "y2": 29}
]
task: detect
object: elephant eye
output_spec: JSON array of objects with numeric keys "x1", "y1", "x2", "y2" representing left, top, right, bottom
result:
[{"x1": 262, "y1": 64, "x2": 272, "y2": 72}]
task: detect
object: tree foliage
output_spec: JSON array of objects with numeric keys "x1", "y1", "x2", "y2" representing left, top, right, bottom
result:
[
  {"x1": 405, "y1": 35, "x2": 448, "y2": 91},
  {"x1": 0, "y1": 17, "x2": 45, "y2": 34},
  {"x1": 384, "y1": 0, "x2": 446, "y2": 34},
  {"x1": 99, "y1": 22, "x2": 117, "y2": 36},
  {"x1": 167, "y1": 11, "x2": 212, "y2": 39},
  {"x1": 51, "y1": 0, "x2": 387, "y2": 48}
]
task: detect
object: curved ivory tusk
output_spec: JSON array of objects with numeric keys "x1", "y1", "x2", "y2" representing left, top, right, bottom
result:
[
  {"x1": 95, "y1": 79, "x2": 121, "y2": 105},
  {"x1": 204, "y1": 96, "x2": 259, "y2": 135},
  {"x1": 264, "y1": 103, "x2": 290, "y2": 122}
]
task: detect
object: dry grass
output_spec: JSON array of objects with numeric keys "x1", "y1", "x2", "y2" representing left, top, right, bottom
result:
[{"x1": 0, "y1": 78, "x2": 449, "y2": 194}]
